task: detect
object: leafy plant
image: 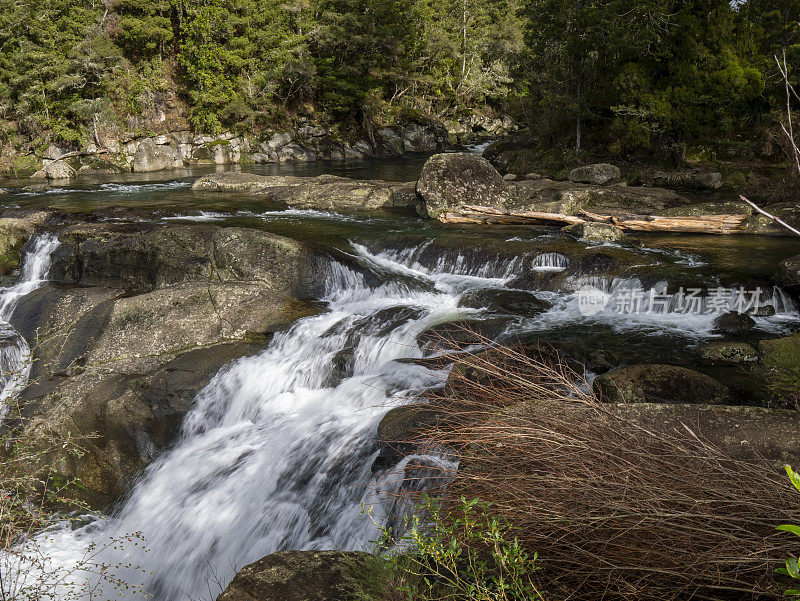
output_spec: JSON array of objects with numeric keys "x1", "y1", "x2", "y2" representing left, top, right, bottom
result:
[
  {"x1": 363, "y1": 496, "x2": 541, "y2": 601},
  {"x1": 777, "y1": 465, "x2": 800, "y2": 596}
]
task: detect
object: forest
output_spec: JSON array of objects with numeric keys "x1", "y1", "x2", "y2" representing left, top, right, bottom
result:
[{"x1": 0, "y1": 0, "x2": 798, "y2": 156}]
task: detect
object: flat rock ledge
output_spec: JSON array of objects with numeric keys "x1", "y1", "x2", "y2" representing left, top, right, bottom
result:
[{"x1": 192, "y1": 172, "x2": 417, "y2": 212}]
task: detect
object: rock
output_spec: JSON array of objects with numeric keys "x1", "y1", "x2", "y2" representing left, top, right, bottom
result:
[
  {"x1": 664, "y1": 170, "x2": 724, "y2": 191},
  {"x1": 77, "y1": 158, "x2": 128, "y2": 175},
  {"x1": 416, "y1": 153, "x2": 509, "y2": 219},
  {"x1": 218, "y1": 551, "x2": 369, "y2": 601},
  {"x1": 568, "y1": 163, "x2": 621, "y2": 185},
  {"x1": 0, "y1": 218, "x2": 36, "y2": 275},
  {"x1": 132, "y1": 138, "x2": 183, "y2": 172},
  {"x1": 402, "y1": 122, "x2": 440, "y2": 152},
  {"x1": 606, "y1": 403, "x2": 800, "y2": 466},
  {"x1": 458, "y1": 288, "x2": 549, "y2": 314},
  {"x1": 192, "y1": 173, "x2": 417, "y2": 212},
  {"x1": 742, "y1": 202, "x2": 800, "y2": 236},
  {"x1": 507, "y1": 178, "x2": 691, "y2": 216},
  {"x1": 373, "y1": 405, "x2": 443, "y2": 472},
  {"x1": 698, "y1": 342, "x2": 758, "y2": 365},
  {"x1": 594, "y1": 364, "x2": 730, "y2": 405},
  {"x1": 275, "y1": 143, "x2": 316, "y2": 162},
  {"x1": 31, "y1": 160, "x2": 76, "y2": 180},
  {"x1": 503, "y1": 173, "x2": 518, "y2": 181},
  {"x1": 21, "y1": 184, "x2": 51, "y2": 193},
  {"x1": 375, "y1": 127, "x2": 405, "y2": 156},
  {"x1": 778, "y1": 255, "x2": 800, "y2": 290},
  {"x1": 713, "y1": 311, "x2": 756, "y2": 335},
  {"x1": 562, "y1": 222, "x2": 625, "y2": 243},
  {"x1": 43, "y1": 145, "x2": 65, "y2": 160}
]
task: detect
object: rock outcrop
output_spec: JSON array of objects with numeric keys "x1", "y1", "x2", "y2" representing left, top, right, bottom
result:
[
  {"x1": 193, "y1": 173, "x2": 417, "y2": 212},
  {"x1": 416, "y1": 153, "x2": 510, "y2": 219},
  {"x1": 778, "y1": 254, "x2": 800, "y2": 291},
  {"x1": 594, "y1": 365, "x2": 730, "y2": 405},
  {"x1": 8, "y1": 224, "x2": 326, "y2": 508},
  {"x1": 132, "y1": 138, "x2": 183, "y2": 172}
]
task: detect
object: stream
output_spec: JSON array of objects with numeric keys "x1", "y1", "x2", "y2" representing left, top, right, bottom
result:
[{"x1": 1, "y1": 158, "x2": 800, "y2": 600}]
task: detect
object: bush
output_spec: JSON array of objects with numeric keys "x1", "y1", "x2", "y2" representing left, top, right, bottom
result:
[{"x1": 356, "y1": 496, "x2": 541, "y2": 601}]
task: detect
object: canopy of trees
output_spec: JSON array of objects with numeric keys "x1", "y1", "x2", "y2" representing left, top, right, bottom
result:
[{"x1": 0, "y1": 0, "x2": 796, "y2": 152}]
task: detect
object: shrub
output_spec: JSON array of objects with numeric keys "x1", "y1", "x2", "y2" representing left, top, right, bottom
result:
[{"x1": 395, "y1": 337, "x2": 800, "y2": 600}]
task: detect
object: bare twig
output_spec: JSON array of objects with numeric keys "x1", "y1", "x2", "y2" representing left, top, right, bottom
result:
[{"x1": 740, "y1": 195, "x2": 800, "y2": 237}]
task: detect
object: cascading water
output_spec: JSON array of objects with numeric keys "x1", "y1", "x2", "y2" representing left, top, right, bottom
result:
[
  {"x1": 0, "y1": 233, "x2": 60, "y2": 415},
  {"x1": 6, "y1": 242, "x2": 526, "y2": 601}
]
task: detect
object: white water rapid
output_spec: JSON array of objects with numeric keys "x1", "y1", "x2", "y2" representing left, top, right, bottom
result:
[
  {"x1": 4, "y1": 243, "x2": 525, "y2": 601},
  {"x1": 0, "y1": 233, "x2": 60, "y2": 415}
]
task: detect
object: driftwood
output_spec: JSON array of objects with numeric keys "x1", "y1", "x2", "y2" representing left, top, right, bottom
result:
[{"x1": 441, "y1": 204, "x2": 750, "y2": 235}]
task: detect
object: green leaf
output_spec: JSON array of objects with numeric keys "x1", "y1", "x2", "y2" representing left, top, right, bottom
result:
[{"x1": 777, "y1": 525, "x2": 800, "y2": 537}]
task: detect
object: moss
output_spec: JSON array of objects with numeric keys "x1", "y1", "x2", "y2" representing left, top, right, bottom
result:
[{"x1": 758, "y1": 334, "x2": 800, "y2": 410}]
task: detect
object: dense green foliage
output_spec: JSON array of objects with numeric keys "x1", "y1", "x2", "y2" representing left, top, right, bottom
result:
[{"x1": 0, "y1": 0, "x2": 797, "y2": 152}]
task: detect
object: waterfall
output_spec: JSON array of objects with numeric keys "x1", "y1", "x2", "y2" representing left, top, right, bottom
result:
[
  {"x1": 0, "y1": 233, "x2": 60, "y2": 415},
  {"x1": 6, "y1": 243, "x2": 499, "y2": 601},
  {"x1": 532, "y1": 252, "x2": 569, "y2": 272}
]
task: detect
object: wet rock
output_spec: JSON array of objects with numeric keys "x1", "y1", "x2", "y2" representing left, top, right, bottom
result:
[
  {"x1": 458, "y1": 288, "x2": 549, "y2": 315},
  {"x1": 417, "y1": 317, "x2": 515, "y2": 351},
  {"x1": 402, "y1": 122, "x2": 442, "y2": 152},
  {"x1": 21, "y1": 183, "x2": 52, "y2": 193},
  {"x1": 219, "y1": 550, "x2": 369, "y2": 601},
  {"x1": 416, "y1": 153, "x2": 509, "y2": 219},
  {"x1": 31, "y1": 159, "x2": 76, "y2": 180},
  {"x1": 375, "y1": 127, "x2": 404, "y2": 156},
  {"x1": 713, "y1": 311, "x2": 756, "y2": 335},
  {"x1": 193, "y1": 173, "x2": 416, "y2": 212},
  {"x1": 132, "y1": 138, "x2": 183, "y2": 172},
  {"x1": 568, "y1": 163, "x2": 621, "y2": 185},
  {"x1": 698, "y1": 342, "x2": 758, "y2": 365},
  {"x1": 373, "y1": 405, "x2": 443, "y2": 472},
  {"x1": 778, "y1": 254, "x2": 800, "y2": 291},
  {"x1": 562, "y1": 222, "x2": 624, "y2": 243},
  {"x1": 594, "y1": 364, "x2": 730, "y2": 405},
  {"x1": 742, "y1": 202, "x2": 800, "y2": 236}
]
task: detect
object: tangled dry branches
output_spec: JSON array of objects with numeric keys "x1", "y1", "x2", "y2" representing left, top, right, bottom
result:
[{"x1": 398, "y1": 338, "x2": 800, "y2": 600}]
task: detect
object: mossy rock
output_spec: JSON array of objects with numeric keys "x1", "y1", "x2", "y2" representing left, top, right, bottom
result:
[{"x1": 594, "y1": 364, "x2": 730, "y2": 405}]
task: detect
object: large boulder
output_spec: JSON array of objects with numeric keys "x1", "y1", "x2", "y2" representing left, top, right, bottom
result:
[
  {"x1": 713, "y1": 311, "x2": 756, "y2": 335},
  {"x1": 218, "y1": 551, "x2": 369, "y2": 601},
  {"x1": 31, "y1": 159, "x2": 76, "y2": 180},
  {"x1": 193, "y1": 173, "x2": 417, "y2": 212},
  {"x1": 416, "y1": 153, "x2": 510, "y2": 219},
  {"x1": 778, "y1": 254, "x2": 800, "y2": 291},
  {"x1": 594, "y1": 364, "x2": 730, "y2": 405},
  {"x1": 132, "y1": 138, "x2": 183, "y2": 172},
  {"x1": 568, "y1": 163, "x2": 621, "y2": 185}
]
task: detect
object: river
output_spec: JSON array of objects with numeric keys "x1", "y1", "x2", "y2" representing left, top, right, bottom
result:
[{"x1": 1, "y1": 156, "x2": 799, "y2": 600}]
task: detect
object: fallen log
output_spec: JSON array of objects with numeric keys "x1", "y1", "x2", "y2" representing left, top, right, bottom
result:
[{"x1": 444, "y1": 205, "x2": 750, "y2": 235}]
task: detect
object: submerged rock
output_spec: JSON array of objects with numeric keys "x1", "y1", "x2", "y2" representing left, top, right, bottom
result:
[
  {"x1": 562, "y1": 221, "x2": 625, "y2": 243},
  {"x1": 594, "y1": 364, "x2": 730, "y2": 405},
  {"x1": 219, "y1": 551, "x2": 369, "y2": 601},
  {"x1": 193, "y1": 172, "x2": 416, "y2": 212},
  {"x1": 416, "y1": 153, "x2": 509, "y2": 219},
  {"x1": 698, "y1": 342, "x2": 758, "y2": 365},
  {"x1": 568, "y1": 163, "x2": 621, "y2": 185}
]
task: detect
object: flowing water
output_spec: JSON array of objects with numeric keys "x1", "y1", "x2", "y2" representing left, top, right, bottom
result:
[
  {"x1": 0, "y1": 234, "x2": 60, "y2": 415},
  {"x1": 1, "y1": 166, "x2": 800, "y2": 600}
]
